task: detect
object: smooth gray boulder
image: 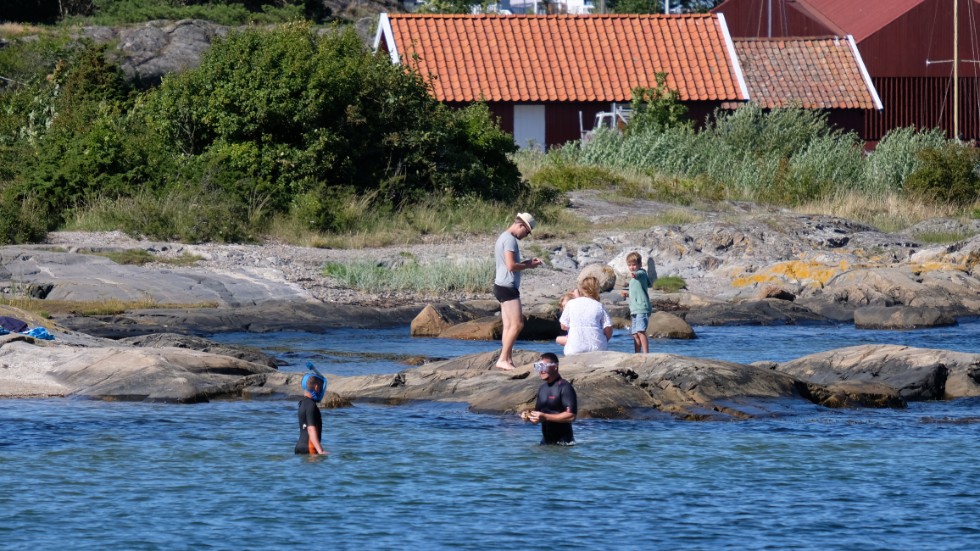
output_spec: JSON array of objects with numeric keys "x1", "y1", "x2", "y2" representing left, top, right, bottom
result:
[
  {"x1": 853, "y1": 305, "x2": 957, "y2": 330},
  {"x1": 0, "y1": 338, "x2": 276, "y2": 402},
  {"x1": 683, "y1": 298, "x2": 829, "y2": 326},
  {"x1": 647, "y1": 311, "x2": 696, "y2": 339},
  {"x1": 776, "y1": 344, "x2": 980, "y2": 400}
]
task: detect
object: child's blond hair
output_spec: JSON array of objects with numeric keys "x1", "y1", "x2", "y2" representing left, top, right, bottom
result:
[
  {"x1": 626, "y1": 251, "x2": 643, "y2": 266},
  {"x1": 577, "y1": 276, "x2": 601, "y2": 301}
]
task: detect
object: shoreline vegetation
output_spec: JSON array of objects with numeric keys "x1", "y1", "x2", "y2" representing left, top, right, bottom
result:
[{"x1": 2, "y1": 10, "x2": 980, "y2": 302}]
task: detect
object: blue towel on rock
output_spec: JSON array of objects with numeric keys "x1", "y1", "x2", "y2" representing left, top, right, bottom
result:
[{"x1": 23, "y1": 327, "x2": 54, "y2": 340}]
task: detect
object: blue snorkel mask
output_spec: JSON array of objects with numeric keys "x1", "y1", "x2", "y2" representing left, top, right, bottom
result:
[{"x1": 302, "y1": 362, "x2": 327, "y2": 402}]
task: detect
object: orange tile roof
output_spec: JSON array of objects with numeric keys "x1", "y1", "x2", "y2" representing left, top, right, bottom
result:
[
  {"x1": 734, "y1": 36, "x2": 882, "y2": 109},
  {"x1": 375, "y1": 14, "x2": 748, "y2": 103}
]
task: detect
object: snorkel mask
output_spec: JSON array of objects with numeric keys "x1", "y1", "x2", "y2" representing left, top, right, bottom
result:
[{"x1": 301, "y1": 373, "x2": 326, "y2": 402}]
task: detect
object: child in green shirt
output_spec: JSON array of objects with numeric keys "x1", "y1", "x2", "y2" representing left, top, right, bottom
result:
[{"x1": 620, "y1": 252, "x2": 652, "y2": 353}]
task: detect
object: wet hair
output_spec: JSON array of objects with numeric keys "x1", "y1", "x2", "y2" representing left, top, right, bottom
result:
[
  {"x1": 578, "y1": 276, "x2": 601, "y2": 301},
  {"x1": 540, "y1": 352, "x2": 559, "y2": 365},
  {"x1": 306, "y1": 376, "x2": 324, "y2": 392},
  {"x1": 626, "y1": 252, "x2": 642, "y2": 266}
]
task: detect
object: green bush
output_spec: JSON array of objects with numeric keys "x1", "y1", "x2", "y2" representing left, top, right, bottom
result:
[
  {"x1": 903, "y1": 144, "x2": 980, "y2": 205},
  {"x1": 62, "y1": 0, "x2": 307, "y2": 25},
  {"x1": 626, "y1": 73, "x2": 690, "y2": 135},
  {"x1": 0, "y1": 196, "x2": 47, "y2": 245},
  {"x1": 529, "y1": 164, "x2": 626, "y2": 192},
  {"x1": 144, "y1": 23, "x2": 523, "y2": 229},
  {"x1": 652, "y1": 275, "x2": 686, "y2": 292},
  {"x1": 863, "y1": 127, "x2": 952, "y2": 196},
  {"x1": 67, "y1": 186, "x2": 256, "y2": 243}
]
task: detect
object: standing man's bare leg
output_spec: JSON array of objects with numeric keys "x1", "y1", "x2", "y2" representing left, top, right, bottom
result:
[{"x1": 496, "y1": 299, "x2": 524, "y2": 370}]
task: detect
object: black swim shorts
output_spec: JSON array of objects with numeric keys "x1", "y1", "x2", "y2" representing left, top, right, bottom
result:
[{"x1": 493, "y1": 284, "x2": 520, "y2": 303}]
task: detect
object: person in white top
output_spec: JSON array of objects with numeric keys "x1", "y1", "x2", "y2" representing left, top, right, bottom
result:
[{"x1": 559, "y1": 276, "x2": 613, "y2": 356}]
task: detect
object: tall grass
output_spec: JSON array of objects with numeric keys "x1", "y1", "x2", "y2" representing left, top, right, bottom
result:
[
  {"x1": 518, "y1": 106, "x2": 980, "y2": 233},
  {"x1": 323, "y1": 258, "x2": 494, "y2": 294},
  {"x1": 268, "y1": 194, "x2": 523, "y2": 248},
  {"x1": 795, "y1": 190, "x2": 975, "y2": 233}
]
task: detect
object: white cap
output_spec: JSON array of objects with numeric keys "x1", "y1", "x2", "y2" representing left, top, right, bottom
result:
[{"x1": 516, "y1": 212, "x2": 536, "y2": 232}]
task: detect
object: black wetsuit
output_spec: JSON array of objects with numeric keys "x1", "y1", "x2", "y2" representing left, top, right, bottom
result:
[
  {"x1": 295, "y1": 396, "x2": 323, "y2": 454},
  {"x1": 535, "y1": 377, "x2": 577, "y2": 445}
]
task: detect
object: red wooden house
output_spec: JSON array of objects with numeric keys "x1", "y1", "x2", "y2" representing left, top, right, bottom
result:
[
  {"x1": 714, "y1": 0, "x2": 980, "y2": 141},
  {"x1": 373, "y1": 13, "x2": 881, "y2": 148},
  {"x1": 731, "y1": 36, "x2": 882, "y2": 133},
  {"x1": 374, "y1": 13, "x2": 749, "y2": 149}
]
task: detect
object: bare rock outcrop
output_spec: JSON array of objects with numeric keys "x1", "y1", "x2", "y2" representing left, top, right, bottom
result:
[
  {"x1": 0, "y1": 337, "x2": 277, "y2": 402},
  {"x1": 323, "y1": 349, "x2": 906, "y2": 420},
  {"x1": 776, "y1": 344, "x2": 980, "y2": 400}
]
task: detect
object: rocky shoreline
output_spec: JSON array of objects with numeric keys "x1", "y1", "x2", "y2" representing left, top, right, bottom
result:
[{"x1": 3, "y1": 192, "x2": 980, "y2": 412}]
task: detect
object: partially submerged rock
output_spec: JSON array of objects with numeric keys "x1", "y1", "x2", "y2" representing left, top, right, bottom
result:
[
  {"x1": 323, "y1": 349, "x2": 906, "y2": 420},
  {"x1": 777, "y1": 344, "x2": 980, "y2": 400},
  {"x1": 0, "y1": 338, "x2": 277, "y2": 402},
  {"x1": 853, "y1": 305, "x2": 956, "y2": 330}
]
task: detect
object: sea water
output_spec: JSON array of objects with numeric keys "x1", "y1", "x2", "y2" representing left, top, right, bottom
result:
[{"x1": 2, "y1": 323, "x2": 980, "y2": 550}]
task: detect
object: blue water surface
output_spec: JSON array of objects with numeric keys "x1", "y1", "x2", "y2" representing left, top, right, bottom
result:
[{"x1": 3, "y1": 322, "x2": 980, "y2": 550}]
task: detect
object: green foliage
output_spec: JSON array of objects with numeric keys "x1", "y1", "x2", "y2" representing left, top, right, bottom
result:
[
  {"x1": 0, "y1": 196, "x2": 47, "y2": 245},
  {"x1": 652, "y1": 275, "x2": 686, "y2": 292},
  {"x1": 613, "y1": 0, "x2": 662, "y2": 13},
  {"x1": 529, "y1": 164, "x2": 626, "y2": 192},
  {"x1": 63, "y1": 0, "x2": 306, "y2": 25},
  {"x1": 903, "y1": 144, "x2": 980, "y2": 205},
  {"x1": 67, "y1": 186, "x2": 257, "y2": 243},
  {"x1": 560, "y1": 104, "x2": 864, "y2": 206},
  {"x1": 626, "y1": 73, "x2": 689, "y2": 135},
  {"x1": 145, "y1": 24, "x2": 522, "y2": 230},
  {"x1": 417, "y1": 0, "x2": 479, "y2": 14},
  {"x1": 322, "y1": 258, "x2": 494, "y2": 294},
  {"x1": 863, "y1": 127, "x2": 952, "y2": 195}
]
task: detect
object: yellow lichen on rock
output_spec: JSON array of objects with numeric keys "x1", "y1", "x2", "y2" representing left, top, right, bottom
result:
[
  {"x1": 911, "y1": 261, "x2": 970, "y2": 275},
  {"x1": 731, "y1": 260, "x2": 846, "y2": 288}
]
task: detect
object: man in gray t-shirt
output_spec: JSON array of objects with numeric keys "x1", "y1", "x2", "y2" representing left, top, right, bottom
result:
[{"x1": 492, "y1": 213, "x2": 541, "y2": 370}]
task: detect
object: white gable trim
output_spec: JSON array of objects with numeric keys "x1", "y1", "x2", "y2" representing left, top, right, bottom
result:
[
  {"x1": 847, "y1": 35, "x2": 883, "y2": 111},
  {"x1": 373, "y1": 13, "x2": 400, "y2": 64},
  {"x1": 717, "y1": 13, "x2": 750, "y2": 101}
]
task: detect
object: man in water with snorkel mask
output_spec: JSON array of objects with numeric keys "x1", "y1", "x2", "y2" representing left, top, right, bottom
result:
[
  {"x1": 521, "y1": 352, "x2": 577, "y2": 445},
  {"x1": 296, "y1": 372, "x2": 327, "y2": 455}
]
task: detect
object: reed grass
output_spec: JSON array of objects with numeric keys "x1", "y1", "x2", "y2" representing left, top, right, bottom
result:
[
  {"x1": 793, "y1": 190, "x2": 972, "y2": 233},
  {"x1": 322, "y1": 258, "x2": 494, "y2": 294}
]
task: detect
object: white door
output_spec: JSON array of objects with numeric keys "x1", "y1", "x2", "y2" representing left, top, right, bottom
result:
[{"x1": 513, "y1": 104, "x2": 545, "y2": 151}]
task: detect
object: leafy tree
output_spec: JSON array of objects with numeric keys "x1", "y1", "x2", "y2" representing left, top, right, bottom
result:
[
  {"x1": 626, "y1": 72, "x2": 689, "y2": 134},
  {"x1": 613, "y1": 0, "x2": 661, "y2": 14},
  {"x1": 610, "y1": 0, "x2": 722, "y2": 13}
]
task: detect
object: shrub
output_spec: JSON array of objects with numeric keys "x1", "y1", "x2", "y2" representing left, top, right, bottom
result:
[
  {"x1": 653, "y1": 275, "x2": 686, "y2": 292},
  {"x1": 529, "y1": 164, "x2": 626, "y2": 192},
  {"x1": 863, "y1": 127, "x2": 952, "y2": 196},
  {"x1": 903, "y1": 144, "x2": 980, "y2": 205},
  {"x1": 144, "y1": 24, "x2": 523, "y2": 230},
  {"x1": 626, "y1": 72, "x2": 690, "y2": 135},
  {"x1": 0, "y1": 195, "x2": 48, "y2": 245}
]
